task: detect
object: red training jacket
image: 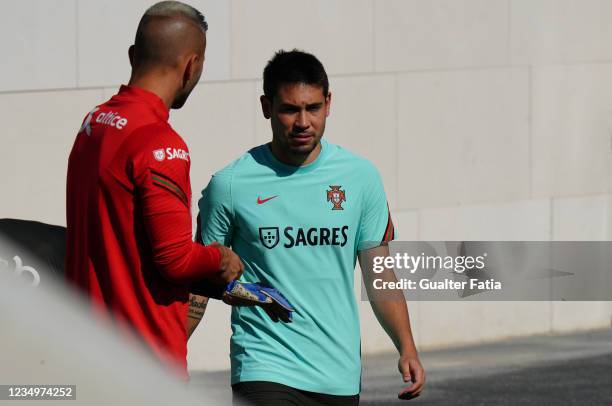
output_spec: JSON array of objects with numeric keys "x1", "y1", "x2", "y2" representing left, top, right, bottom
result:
[{"x1": 66, "y1": 85, "x2": 220, "y2": 377}]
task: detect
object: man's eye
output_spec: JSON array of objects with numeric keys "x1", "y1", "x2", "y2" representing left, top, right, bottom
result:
[
  {"x1": 280, "y1": 107, "x2": 298, "y2": 113},
  {"x1": 307, "y1": 106, "x2": 321, "y2": 112}
]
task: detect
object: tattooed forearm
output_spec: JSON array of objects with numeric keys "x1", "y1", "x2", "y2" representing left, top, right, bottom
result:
[
  {"x1": 187, "y1": 294, "x2": 209, "y2": 339},
  {"x1": 188, "y1": 295, "x2": 209, "y2": 319}
]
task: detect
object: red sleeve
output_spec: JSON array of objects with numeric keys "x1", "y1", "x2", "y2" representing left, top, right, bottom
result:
[{"x1": 130, "y1": 124, "x2": 221, "y2": 283}]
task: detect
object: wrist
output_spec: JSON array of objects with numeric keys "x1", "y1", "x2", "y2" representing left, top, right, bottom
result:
[
  {"x1": 399, "y1": 344, "x2": 418, "y2": 359},
  {"x1": 209, "y1": 244, "x2": 223, "y2": 269}
]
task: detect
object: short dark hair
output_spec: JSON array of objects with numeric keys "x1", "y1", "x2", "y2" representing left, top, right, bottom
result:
[
  {"x1": 263, "y1": 50, "x2": 329, "y2": 100},
  {"x1": 143, "y1": 1, "x2": 208, "y2": 32},
  {"x1": 132, "y1": 1, "x2": 207, "y2": 71}
]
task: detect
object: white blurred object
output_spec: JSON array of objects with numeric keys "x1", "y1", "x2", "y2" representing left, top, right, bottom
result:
[{"x1": 0, "y1": 239, "x2": 228, "y2": 406}]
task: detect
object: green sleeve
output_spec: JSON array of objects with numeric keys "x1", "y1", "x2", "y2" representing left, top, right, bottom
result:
[
  {"x1": 197, "y1": 169, "x2": 234, "y2": 247},
  {"x1": 357, "y1": 165, "x2": 394, "y2": 252}
]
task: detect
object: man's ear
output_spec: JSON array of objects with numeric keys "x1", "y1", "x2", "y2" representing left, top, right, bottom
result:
[
  {"x1": 128, "y1": 45, "x2": 135, "y2": 67},
  {"x1": 325, "y1": 91, "x2": 332, "y2": 117},
  {"x1": 260, "y1": 95, "x2": 272, "y2": 119},
  {"x1": 182, "y1": 54, "x2": 198, "y2": 87}
]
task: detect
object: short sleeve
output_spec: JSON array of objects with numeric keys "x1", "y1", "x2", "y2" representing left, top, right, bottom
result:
[
  {"x1": 357, "y1": 165, "x2": 395, "y2": 252},
  {"x1": 198, "y1": 169, "x2": 234, "y2": 247}
]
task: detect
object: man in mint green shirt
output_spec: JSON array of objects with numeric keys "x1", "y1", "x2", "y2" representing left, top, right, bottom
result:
[{"x1": 196, "y1": 50, "x2": 424, "y2": 405}]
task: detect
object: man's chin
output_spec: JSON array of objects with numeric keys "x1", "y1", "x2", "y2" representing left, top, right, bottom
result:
[
  {"x1": 288, "y1": 139, "x2": 319, "y2": 154},
  {"x1": 287, "y1": 145, "x2": 315, "y2": 157}
]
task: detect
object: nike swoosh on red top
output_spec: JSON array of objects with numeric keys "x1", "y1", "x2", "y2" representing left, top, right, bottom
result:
[{"x1": 257, "y1": 196, "x2": 278, "y2": 204}]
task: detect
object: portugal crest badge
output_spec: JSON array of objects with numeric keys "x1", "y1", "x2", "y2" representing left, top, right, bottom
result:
[
  {"x1": 326, "y1": 185, "x2": 346, "y2": 210},
  {"x1": 153, "y1": 149, "x2": 165, "y2": 162},
  {"x1": 259, "y1": 227, "x2": 280, "y2": 249}
]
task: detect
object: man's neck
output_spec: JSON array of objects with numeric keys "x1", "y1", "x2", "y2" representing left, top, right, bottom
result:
[
  {"x1": 128, "y1": 72, "x2": 175, "y2": 110},
  {"x1": 269, "y1": 141, "x2": 322, "y2": 166}
]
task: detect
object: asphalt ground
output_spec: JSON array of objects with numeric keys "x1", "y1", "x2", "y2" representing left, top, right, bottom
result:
[{"x1": 189, "y1": 329, "x2": 612, "y2": 405}]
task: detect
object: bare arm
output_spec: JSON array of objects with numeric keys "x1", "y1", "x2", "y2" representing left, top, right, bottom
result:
[
  {"x1": 187, "y1": 294, "x2": 209, "y2": 339},
  {"x1": 359, "y1": 244, "x2": 425, "y2": 399}
]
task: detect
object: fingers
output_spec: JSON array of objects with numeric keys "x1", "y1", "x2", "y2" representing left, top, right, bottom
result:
[
  {"x1": 402, "y1": 368, "x2": 411, "y2": 383},
  {"x1": 399, "y1": 383, "x2": 423, "y2": 400},
  {"x1": 398, "y1": 357, "x2": 411, "y2": 382},
  {"x1": 238, "y1": 259, "x2": 245, "y2": 279},
  {"x1": 233, "y1": 254, "x2": 244, "y2": 280},
  {"x1": 398, "y1": 358, "x2": 425, "y2": 400},
  {"x1": 398, "y1": 389, "x2": 421, "y2": 400},
  {"x1": 216, "y1": 246, "x2": 244, "y2": 284},
  {"x1": 262, "y1": 306, "x2": 279, "y2": 322},
  {"x1": 260, "y1": 288, "x2": 295, "y2": 312},
  {"x1": 274, "y1": 306, "x2": 292, "y2": 323},
  {"x1": 259, "y1": 290, "x2": 294, "y2": 322},
  {"x1": 398, "y1": 382, "x2": 423, "y2": 400},
  {"x1": 412, "y1": 363, "x2": 425, "y2": 389},
  {"x1": 279, "y1": 311, "x2": 292, "y2": 323},
  {"x1": 227, "y1": 296, "x2": 291, "y2": 324},
  {"x1": 262, "y1": 304, "x2": 292, "y2": 323}
]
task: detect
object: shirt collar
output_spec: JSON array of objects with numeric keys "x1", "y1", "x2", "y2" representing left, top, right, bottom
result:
[
  {"x1": 117, "y1": 85, "x2": 169, "y2": 122},
  {"x1": 262, "y1": 139, "x2": 329, "y2": 175}
]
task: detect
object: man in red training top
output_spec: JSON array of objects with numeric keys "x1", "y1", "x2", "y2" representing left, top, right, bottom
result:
[{"x1": 66, "y1": 1, "x2": 242, "y2": 377}]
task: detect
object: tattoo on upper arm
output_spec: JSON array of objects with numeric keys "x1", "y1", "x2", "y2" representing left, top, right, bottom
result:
[{"x1": 188, "y1": 295, "x2": 209, "y2": 320}]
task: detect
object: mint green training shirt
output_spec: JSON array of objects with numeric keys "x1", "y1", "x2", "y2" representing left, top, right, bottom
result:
[{"x1": 198, "y1": 139, "x2": 394, "y2": 395}]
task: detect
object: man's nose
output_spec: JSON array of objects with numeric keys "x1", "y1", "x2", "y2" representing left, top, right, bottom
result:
[{"x1": 295, "y1": 110, "x2": 309, "y2": 129}]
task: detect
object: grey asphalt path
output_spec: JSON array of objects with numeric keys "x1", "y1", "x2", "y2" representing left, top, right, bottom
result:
[{"x1": 189, "y1": 329, "x2": 612, "y2": 405}]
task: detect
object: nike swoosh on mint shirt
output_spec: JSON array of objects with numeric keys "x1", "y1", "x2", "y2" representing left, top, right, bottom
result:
[{"x1": 257, "y1": 196, "x2": 278, "y2": 204}]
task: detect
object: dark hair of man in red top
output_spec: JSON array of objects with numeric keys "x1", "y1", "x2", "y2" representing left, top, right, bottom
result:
[{"x1": 65, "y1": 1, "x2": 243, "y2": 378}]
